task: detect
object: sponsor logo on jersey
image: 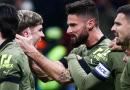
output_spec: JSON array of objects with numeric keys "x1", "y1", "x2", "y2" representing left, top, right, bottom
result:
[{"x1": 0, "y1": 54, "x2": 13, "y2": 69}]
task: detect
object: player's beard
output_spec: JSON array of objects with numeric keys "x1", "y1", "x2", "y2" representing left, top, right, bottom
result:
[
  {"x1": 71, "y1": 32, "x2": 89, "y2": 48},
  {"x1": 117, "y1": 36, "x2": 130, "y2": 50}
]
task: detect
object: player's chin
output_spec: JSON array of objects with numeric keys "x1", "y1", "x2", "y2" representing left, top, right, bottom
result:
[
  {"x1": 116, "y1": 40, "x2": 121, "y2": 45},
  {"x1": 116, "y1": 37, "x2": 123, "y2": 45}
]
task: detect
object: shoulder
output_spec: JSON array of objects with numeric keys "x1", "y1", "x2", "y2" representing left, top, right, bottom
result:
[
  {"x1": 1, "y1": 40, "x2": 28, "y2": 63},
  {"x1": 108, "y1": 51, "x2": 125, "y2": 59},
  {"x1": 99, "y1": 38, "x2": 111, "y2": 46},
  {"x1": 73, "y1": 44, "x2": 86, "y2": 50},
  {"x1": 70, "y1": 44, "x2": 86, "y2": 54},
  {"x1": 106, "y1": 51, "x2": 125, "y2": 70}
]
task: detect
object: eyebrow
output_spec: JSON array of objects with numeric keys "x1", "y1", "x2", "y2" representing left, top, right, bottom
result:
[{"x1": 114, "y1": 21, "x2": 121, "y2": 25}]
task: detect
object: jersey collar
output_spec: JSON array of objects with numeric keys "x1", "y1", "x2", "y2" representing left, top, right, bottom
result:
[
  {"x1": 0, "y1": 39, "x2": 13, "y2": 50},
  {"x1": 87, "y1": 36, "x2": 106, "y2": 50}
]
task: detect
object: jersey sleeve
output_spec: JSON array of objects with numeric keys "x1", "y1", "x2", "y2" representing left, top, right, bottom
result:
[
  {"x1": 0, "y1": 54, "x2": 22, "y2": 85},
  {"x1": 0, "y1": 81, "x2": 19, "y2": 90},
  {"x1": 120, "y1": 58, "x2": 130, "y2": 90},
  {"x1": 59, "y1": 57, "x2": 91, "y2": 74},
  {"x1": 106, "y1": 52, "x2": 125, "y2": 90},
  {"x1": 67, "y1": 54, "x2": 110, "y2": 90}
]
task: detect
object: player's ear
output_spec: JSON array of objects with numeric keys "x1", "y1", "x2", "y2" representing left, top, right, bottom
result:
[
  {"x1": 21, "y1": 27, "x2": 31, "y2": 37},
  {"x1": 86, "y1": 19, "x2": 95, "y2": 31}
]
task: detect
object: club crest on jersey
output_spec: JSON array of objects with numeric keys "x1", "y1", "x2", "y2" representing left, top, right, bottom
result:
[{"x1": 91, "y1": 48, "x2": 111, "y2": 62}]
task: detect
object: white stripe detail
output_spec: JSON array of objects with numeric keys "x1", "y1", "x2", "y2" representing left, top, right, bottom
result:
[{"x1": 95, "y1": 63, "x2": 110, "y2": 78}]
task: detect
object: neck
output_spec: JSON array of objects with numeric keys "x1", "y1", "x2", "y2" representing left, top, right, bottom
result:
[
  {"x1": 0, "y1": 32, "x2": 7, "y2": 45},
  {"x1": 0, "y1": 37, "x2": 6, "y2": 45},
  {"x1": 85, "y1": 27, "x2": 103, "y2": 47}
]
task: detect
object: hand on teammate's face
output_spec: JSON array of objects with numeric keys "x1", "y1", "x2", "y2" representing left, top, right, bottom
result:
[
  {"x1": 15, "y1": 34, "x2": 35, "y2": 53},
  {"x1": 123, "y1": 55, "x2": 129, "y2": 62}
]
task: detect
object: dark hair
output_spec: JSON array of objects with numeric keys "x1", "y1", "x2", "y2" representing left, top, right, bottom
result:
[
  {"x1": 117, "y1": 5, "x2": 130, "y2": 19},
  {"x1": 0, "y1": 3, "x2": 18, "y2": 40},
  {"x1": 0, "y1": 0, "x2": 15, "y2": 5},
  {"x1": 66, "y1": 0, "x2": 99, "y2": 26}
]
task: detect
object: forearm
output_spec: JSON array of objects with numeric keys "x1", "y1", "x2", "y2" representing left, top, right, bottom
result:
[
  {"x1": 0, "y1": 82, "x2": 19, "y2": 90},
  {"x1": 27, "y1": 47, "x2": 72, "y2": 84},
  {"x1": 68, "y1": 55, "x2": 100, "y2": 90},
  {"x1": 67, "y1": 54, "x2": 110, "y2": 90},
  {"x1": 29, "y1": 60, "x2": 53, "y2": 82}
]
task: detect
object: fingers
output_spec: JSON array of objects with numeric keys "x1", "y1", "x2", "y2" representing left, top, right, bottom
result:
[
  {"x1": 15, "y1": 38, "x2": 20, "y2": 44},
  {"x1": 15, "y1": 34, "x2": 26, "y2": 46},
  {"x1": 76, "y1": 55, "x2": 82, "y2": 60},
  {"x1": 16, "y1": 33, "x2": 33, "y2": 44},
  {"x1": 109, "y1": 38, "x2": 116, "y2": 48},
  {"x1": 112, "y1": 38, "x2": 117, "y2": 42},
  {"x1": 16, "y1": 34, "x2": 24, "y2": 40},
  {"x1": 110, "y1": 46, "x2": 115, "y2": 51},
  {"x1": 15, "y1": 34, "x2": 22, "y2": 45},
  {"x1": 16, "y1": 34, "x2": 31, "y2": 40},
  {"x1": 110, "y1": 45, "x2": 122, "y2": 51},
  {"x1": 123, "y1": 55, "x2": 129, "y2": 62},
  {"x1": 109, "y1": 42, "x2": 113, "y2": 48},
  {"x1": 109, "y1": 40, "x2": 123, "y2": 51},
  {"x1": 109, "y1": 40, "x2": 115, "y2": 50}
]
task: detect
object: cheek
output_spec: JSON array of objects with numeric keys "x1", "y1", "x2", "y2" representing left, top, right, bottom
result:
[
  {"x1": 77, "y1": 26, "x2": 84, "y2": 34},
  {"x1": 72, "y1": 28, "x2": 80, "y2": 36},
  {"x1": 37, "y1": 34, "x2": 42, "y2": 41},
  {"x1": 35, "y1": 36, "x2": 40, "y2": 41},
  {"x1": 117, "y1": 27, "x2": 125, "y2": 37},
  {"x1": 32, "y1": 34, "x2": 39, "y2": 41}
]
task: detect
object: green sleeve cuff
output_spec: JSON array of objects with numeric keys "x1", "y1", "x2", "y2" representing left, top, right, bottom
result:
[{"x1": 67, "y1": 54, "x2": 77, "y2": 62}]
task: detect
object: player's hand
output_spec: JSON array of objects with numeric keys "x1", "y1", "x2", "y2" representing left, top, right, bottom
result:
[
  {"x1": 109, "y1": 38, "x2": 123, "y2": 51},
  {"x1": 16, "y1": 28, "x2": 33, "y2": 45},
  {"x1": 15, "y1": 34, "x2": 35, "y2": 53},
  {"x1": 76, "y1": 55, "x2": 82, "y2": 60},
  {"x1": 123, "y1": 55, "x2": 129, "y2": 62},
  {"x1": 67, "y1": 54, "x2": 82, "y2": 61}
]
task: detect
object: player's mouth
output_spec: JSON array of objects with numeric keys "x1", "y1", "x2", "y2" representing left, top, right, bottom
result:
[
  {"x1": 70, "y1": 34, "x2": 76, "y2": 40},
  {"x1": 114, "y1": 32, "x2": 119, "y2": 37}
]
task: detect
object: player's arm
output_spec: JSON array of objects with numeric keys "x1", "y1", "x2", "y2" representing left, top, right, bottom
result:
[
  {"x1": 109, "y1": 38, "x2": 123, "y2": 51},
  {"x1": 16, "y1": 34, "x2": 91, "y2": 84},
  {"x1": 29, "y1": 60, "x2": 53, "y2": 82},
  {"x1": 16, "y1": 34, "x2": 72, "y2": 84},
  {"x1": 67, "y1": 54, "x2": 110, "y2": 90},
  {"x1": 27, "y1": 47, "x2": 72, "y2": 84},
  {"x1": 0, "y1": 82, "x2": 19, "y2": 90},
  {"x1": 29, "y1": 57, "x2": 91, "y2": 83}
]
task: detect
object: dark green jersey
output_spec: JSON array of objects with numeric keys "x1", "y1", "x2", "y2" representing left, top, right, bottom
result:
[
  {"x1": 120, "y1": 58, "x2": 130, "y2": 90},
  {"x1": 0, "y1": 40, "x2": 35, "y2": 90},
  {"x1": 67, "y1": 37, "x2": 125, "y2": 90}
]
